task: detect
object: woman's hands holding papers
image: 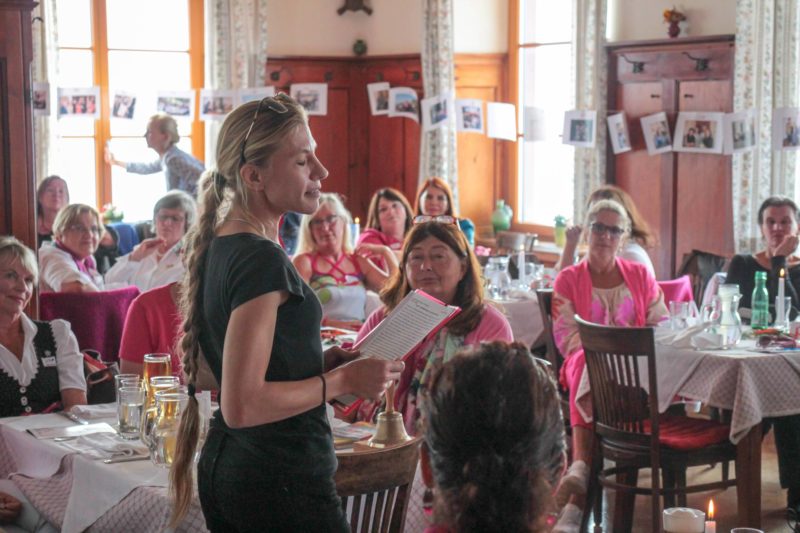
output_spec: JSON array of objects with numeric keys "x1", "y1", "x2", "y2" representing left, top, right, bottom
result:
[
  {"x1": 324, "y1": 346, "x2": 360, "y2": 371},
  {"x1": 327, "y1": 356, "x2": 404, "y2": 401}
]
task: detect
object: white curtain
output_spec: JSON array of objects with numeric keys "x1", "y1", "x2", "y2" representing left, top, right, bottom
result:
[
  {"x1": 419, "y1": 0, "x2": 459, "y2": 209},
  {"x1": 205, "y1": 0, "x2": 269, "y2": 168},
  {"x1": 733, "y1": 0, "x2": 800, "y2": 252},
  {"x1": 31, "y1": 0, "x2": 59, "y2": 184},
  {"x1": 572, "y1": 0, "x2": 608, "y2": 224}
]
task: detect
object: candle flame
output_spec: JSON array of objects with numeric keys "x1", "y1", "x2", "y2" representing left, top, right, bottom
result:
[
  {"x1": 707, "y1": 499, "x2": 715, "y2": 519},
  {"x1": 354, "y1": 217, "x2": 360, "y2": 224},
  {"x1": 780, "y1": 268, "x2": 786, "y2": 278}
]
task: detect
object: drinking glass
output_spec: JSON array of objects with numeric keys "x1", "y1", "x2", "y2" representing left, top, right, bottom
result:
[
  {"x1": 142, "y1": 353, "x2": 172, "y2": 394},
  {"x1": 662, "y1": 507, "x2": 704, "y2": 533},
  {"x1": 669, "y1": 301, "x2": 690, "y2": 330},
  {"x1": 146, "y1": 391, "x2": 189, "y2": 468},
  {"x1": 730, "y1": 529, "x2": 764, "y2": 533},
  {"x1": 114, "y1": 373, "x2": 141, "y2": 400},
  {"x1": 117, "y1": 386, "x2": 145, "y2": 440},
  {"x1": 774, "y1": 296, "x2": 791, "y2": 327}
]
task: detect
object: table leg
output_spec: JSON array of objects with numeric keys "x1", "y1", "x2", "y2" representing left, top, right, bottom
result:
[{"x1": 735, "y1": 424, "x2": 762, "y2": 528}]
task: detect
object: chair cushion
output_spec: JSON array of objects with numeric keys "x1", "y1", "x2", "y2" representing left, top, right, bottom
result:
[{"x1": 644, "y1": 414, "x2": 730, "y2": 451}]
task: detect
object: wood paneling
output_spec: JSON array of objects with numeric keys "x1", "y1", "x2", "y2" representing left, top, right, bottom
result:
[
  {"x1": 265, "y1": 54, "x2": 506, "y2": 228},
  {"x1": 607, "y1": 35, "x2": 734, "y2": 278}
]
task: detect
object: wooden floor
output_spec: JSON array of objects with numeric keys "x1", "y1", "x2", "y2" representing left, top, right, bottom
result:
[{"x1": 593, "y1": 432, "x2": 795, "y2": 532}]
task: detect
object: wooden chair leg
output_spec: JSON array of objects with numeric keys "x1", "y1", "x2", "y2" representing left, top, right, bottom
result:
[
  {"x1": 662, "y1": 467, "x2": 676, "y2": 509},
  {"x1": 676, "y1": 467, "x2": 688, "y2": 508},
  {"x1": 581, "y1": 456, "x2": 602, "y2": 533},
  {"x1": 722, "y1": 459, "x2": 729, "y2": 482},
  {"x1": 612, "y1": 467, "x2": 638, "y2": 533}
]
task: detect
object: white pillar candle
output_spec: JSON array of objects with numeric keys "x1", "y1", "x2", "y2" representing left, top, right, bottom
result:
[
  {"x1": 777, "y1": 268, "x2": 786, "y2": 326},
  {"x1": 704, "y1": 499, "x2": 716, "y2": 533}
]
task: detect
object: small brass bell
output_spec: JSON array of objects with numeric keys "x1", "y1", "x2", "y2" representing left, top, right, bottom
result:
[{"x1": 367, "y1": 382, "x2": 412, "y2": 448}]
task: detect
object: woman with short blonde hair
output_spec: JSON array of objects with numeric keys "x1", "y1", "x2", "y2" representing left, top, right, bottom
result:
[{"x1": 38, "y1": 204, "x2": 105, "y2": 292}]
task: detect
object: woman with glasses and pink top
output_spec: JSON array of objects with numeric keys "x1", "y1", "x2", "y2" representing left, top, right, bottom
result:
[
  {"x1": 38, "y1": 204, "x2": 107, "y2": 292},
  {"x1": 292, "y1": 193, "x2": 397, "y2": 328},
  {"x1": 105, "y1": 191, "x2": 196, "y2": 291},
  {"x1": 549, "y1": 199, "x2": 667, "y2": 533}
]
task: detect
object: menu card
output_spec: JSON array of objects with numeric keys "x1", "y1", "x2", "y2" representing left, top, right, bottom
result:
[
  {"x1": 354, "y1": 289, "x2": 461, "y2": 361},
  {"x1": 27, "y1": 422, "x2": 117, "y2": 440}
]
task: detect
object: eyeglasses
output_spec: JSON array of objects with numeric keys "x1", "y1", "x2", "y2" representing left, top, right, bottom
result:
[
  {"x1": 156, "y1": 214, "x2": 186, "y2": 225},
  {"x1": 66, "y1": 224, "x2": 102, "y2": 236},
  {"x1": 590, "y1": 222, "x2": 625, "y2": 238},
  {"x1": 413, "y1": 215, "x2": 457, "y2": 225},
  {"x1": 309, "y1": 214, "x2": 340, "y2": 229},
  {"x1": 239, "y1": 96, "x2": 289, "y2": 166}
]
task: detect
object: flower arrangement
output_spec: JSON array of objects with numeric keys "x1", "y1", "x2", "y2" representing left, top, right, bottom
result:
[
  {"x1": 663, "y1": 6, "x2": 686, "y2": 24},
  {"x1": 101, "y1": 203, "x2": 124, "y2": 223}
]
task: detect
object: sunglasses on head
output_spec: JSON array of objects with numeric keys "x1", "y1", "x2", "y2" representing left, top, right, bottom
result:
[
  {"x1": 413, "y1": 215, "x2": 457, "y2": 225},
  {"x1": 239, "y1": 96, "x2": 289, "y2": 166}
]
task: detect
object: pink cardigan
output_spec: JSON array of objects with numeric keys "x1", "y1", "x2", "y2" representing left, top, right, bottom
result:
[{"x1": 553, "y1": 257, "x2": 659, "y2": 336}]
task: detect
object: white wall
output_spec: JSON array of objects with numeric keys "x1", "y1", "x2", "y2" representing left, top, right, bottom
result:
[
  {"x1": 266, "y1": 0, "x2": 506, "y2": 57},
  {"x1": 606, "y1": 0, "x2": 736, "y2": 41}
]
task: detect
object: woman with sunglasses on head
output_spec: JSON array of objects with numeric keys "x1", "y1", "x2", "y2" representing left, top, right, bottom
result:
[
  {"x1": 168, "y1": 94, "x2": 404, "y2": 533},
  {"x1": 414, "y1": 177, "x2": 475, "y2": 246},
  {"x1": 38, "y1": 204, "x2": 107, "y2": 293},
  {"x1": 353, "y1": 220, "x2": 513, "y2": 432},
  {"x1": 293, "y1": 193, "x2": 397, "y2": 329},
  {"x1": 105, "y1": 191, "x2": 196, "y2": 292},
  {"x1": 549, "y1": 199, "x2": 667, "y2": 533},
  {"x1": 357, "y1": 187, "x2": 414, "y2": 269}
]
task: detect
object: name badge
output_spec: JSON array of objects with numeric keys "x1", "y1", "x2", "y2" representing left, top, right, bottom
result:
[{"x1": 42, "y1": 356, "x2": 57, "y2": 367}]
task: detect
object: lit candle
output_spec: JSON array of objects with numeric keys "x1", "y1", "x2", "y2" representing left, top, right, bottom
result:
[
  {"x1": 517, "y1": 244, "x2": 526, "y2": 284},
  {"x1": 704, "y1": 499, "x2": 716, "y2": 533},
  {"x1": 778, "y1": 268, "x2": 786, "y2": 326},
  {"x1": 349, "y1": 216, "x2": 361, "y2": 246}
]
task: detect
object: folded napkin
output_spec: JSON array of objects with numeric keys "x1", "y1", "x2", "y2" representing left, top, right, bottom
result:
[
  {"x1": 505, "y1": 289, "x2": 536, "y2": 301},
  {"x1": 61, "y1": 433, "x2": 148, "y2": 460},
  {"x1": 689, "y1": 331, "x2": 727, "y2": 350},
  {"x1": 655, "y1": 323, "x2": 707, "y2": 348},
  {"x1": 70, "y1": 403, "x2": 117, "y2": 420}
]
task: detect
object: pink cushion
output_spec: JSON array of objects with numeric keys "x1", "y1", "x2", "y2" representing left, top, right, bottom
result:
[
  {"x1": 644, "y1": 414, "x2": 730, "y2": 451},
  {"x1": 658, "y1": 275, "x2": 694, "y2": 304}
]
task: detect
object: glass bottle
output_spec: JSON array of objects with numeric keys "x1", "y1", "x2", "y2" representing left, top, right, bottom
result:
[
  {"x1": 751, "y1": 271, "x2": 770, "y2": 330},
  {"x1": 491, "y1": 200, "x2": 512, "y2": 234},
  {"x1": 484, "y1": 256, "x2": 511, "y2": 299}
]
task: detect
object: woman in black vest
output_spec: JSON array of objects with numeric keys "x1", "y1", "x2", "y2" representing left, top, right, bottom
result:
[{"x1": 0, "y1": 236, "x2": 86, "y2": 417}]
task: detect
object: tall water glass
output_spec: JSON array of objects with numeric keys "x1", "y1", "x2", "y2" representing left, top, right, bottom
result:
[
  {"x1": 142, "y1": 353, "x2": 172, "y2": 394},
  {"x1": 114, "y1": 373, "x2": 141, "y2": 401},
  {"x1": 147, "y1": 392, "x2": 189, "y2": 468},
  {"x1": 117, "y1": 386, "x2": 145, "y2": 440}
]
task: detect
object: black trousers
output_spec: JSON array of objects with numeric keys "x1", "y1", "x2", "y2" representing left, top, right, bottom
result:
[
  {"x1": 197, "y1": 427, "x2": 349, "y2": 533},
  {"x1": 770, "y1": 414, "x2": 800, "y2": 490}
]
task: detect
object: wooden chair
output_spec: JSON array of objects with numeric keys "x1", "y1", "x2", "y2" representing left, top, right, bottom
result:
[
  {"x1": 575, "y1": 316, "x2": 737, "y2": 533},
  {"x1": 536, "y1": 290, "x2": 571, "y2": 433},
  {"x1": 335, "y1": 437, "x2": 421, "y2": 533},
  {"x1": 656, "y1": 275, "x2": 694, "y2": 304},
  {"x1": 676, "y1": 249, "x2": 728, "y2": 304}
]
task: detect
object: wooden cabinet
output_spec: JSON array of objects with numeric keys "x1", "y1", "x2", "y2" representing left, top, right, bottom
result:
[
  {"x1": 0, "y1": 0, "x2": 37, "y2": 250},
  {"x1": 606, "y1": 35, "x2": 735, "y2": 279},
  {"x1": 265, "y1": 54, "x2": 506, "y2": 227}
]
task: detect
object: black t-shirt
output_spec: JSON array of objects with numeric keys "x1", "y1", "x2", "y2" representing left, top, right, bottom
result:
[
  {"x1": 726, "y1": 253, "x2": 800, "y2": 320},
  {"x1": 200, "y1": 233, "x2": 336, "y2": 479}
]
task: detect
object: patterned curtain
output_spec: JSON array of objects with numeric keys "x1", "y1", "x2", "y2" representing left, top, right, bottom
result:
[
  {"x1": 205, "y1": 0, "x2": 269, "y2": 168},
  {"x1": 420, "y1": 0, "x2": 459, "y2": 209},
  {"x1": 572, "y1": 0, "x2": 607, "y2": 224},
  {"x1": 31, "y1": 0, "x2": 59, "y2": 183},
  {"x1": 733, "y1": 0, "x2": 800, "y2": 252}
]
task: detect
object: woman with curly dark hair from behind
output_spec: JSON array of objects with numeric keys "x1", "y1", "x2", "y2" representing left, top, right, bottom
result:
[{"x1": 419, "y1": 341, "x2": 567, "y2": 533}]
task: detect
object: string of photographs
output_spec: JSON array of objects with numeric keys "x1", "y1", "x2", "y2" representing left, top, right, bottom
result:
[
  {"x1": 366, "y1": 82, "x2": 517, "y2": 140},
  {"x1": 603, "y1": 108, "x2": 800, "y2": 155}
]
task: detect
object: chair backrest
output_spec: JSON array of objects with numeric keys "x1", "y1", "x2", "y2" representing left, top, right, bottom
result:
[
  {"x1": 39, "y1": 286, "x2": 140, "y2": 363},
  {"x1": 335, "y1": 437, "x2": 420, "y2": 533},
  {"x1": 676, "y1": 250, "x2": 728, "y2": 304},
  {"x1": 657, "y1": 275, "x2": 694, "y2": 305},
  {"x1": 535, "y1": 289, "x2": 565, "y2": 375},
  {"x1": 108, "y1": 222, "x2": 140, "y2": 256},
  {"x1": 574, "y1": 316, "x2": 660, "y2": 449}
]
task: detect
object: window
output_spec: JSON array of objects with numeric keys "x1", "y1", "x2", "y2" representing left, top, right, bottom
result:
[
  {"x1": 509, "y1": 0, "x2": 575, "y2": 230},
  {"x1": 53, "y1": 0, "x2": 203, "y2": 221}
]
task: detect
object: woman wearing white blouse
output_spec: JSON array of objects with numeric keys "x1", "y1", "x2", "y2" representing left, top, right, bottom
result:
[{"x1": 105, "y1": 191, "x2": 196, "y2": 291}]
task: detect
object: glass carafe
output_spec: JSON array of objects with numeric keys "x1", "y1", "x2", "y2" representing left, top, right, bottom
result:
[
  {"x1": 484, "y1": 256, "x2": 511, "y2": 299},
  {"x1": 144, "y1": 391, "x2": 189, "y2": 468},
  {"x1": 703, "y1": 283, "x2": 742, "y2": 348},
  {"x1": 140, "y1": 376, "x2": 180, "y2": 446}
]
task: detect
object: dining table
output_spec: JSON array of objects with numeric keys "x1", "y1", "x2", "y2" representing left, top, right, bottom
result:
[{"x1": 572, "y1": 332, "x2": 800, "y2": 529}]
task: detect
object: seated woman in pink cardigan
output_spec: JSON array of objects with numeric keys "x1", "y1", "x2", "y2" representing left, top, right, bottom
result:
[
  {"x1": 550, "y1": 199, "x2": 667, "y2": 533},
  {"x1": 353, "y1": 221, "x2": 513, "y2": 434}
]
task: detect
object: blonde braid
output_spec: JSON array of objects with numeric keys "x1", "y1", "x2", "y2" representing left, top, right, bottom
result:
[{"x1": 168, "y1": 170, "x2": 223, "y2": 527}]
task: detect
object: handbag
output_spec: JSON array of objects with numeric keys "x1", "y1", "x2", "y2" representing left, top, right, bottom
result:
[{"x1": 82, "y1": 349, "x2": 118, "y2": 404}]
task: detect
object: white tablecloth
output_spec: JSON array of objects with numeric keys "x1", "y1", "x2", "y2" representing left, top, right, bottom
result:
[
  {"x1": 0, "y1": 414, "x2": 207, "y2": 533},
  {"x1": 572, "y1": 337, "x2": 800, "y2": 444}
]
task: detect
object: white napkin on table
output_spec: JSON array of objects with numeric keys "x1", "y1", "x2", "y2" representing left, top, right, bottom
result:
[
  {"x1": 655, "y1": 323, "x2": 707, "y2": 348},
  {"x1": 70, "y1": 403, "x2": 117, "y2": 420}
]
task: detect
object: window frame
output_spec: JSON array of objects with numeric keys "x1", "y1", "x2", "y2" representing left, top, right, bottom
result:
[
  {"x1": 71, "y1": 0, "x2": 205, "y2": 209},
  {"x1": 507, "y1": 0, "x2": 575, "y2": 239}
]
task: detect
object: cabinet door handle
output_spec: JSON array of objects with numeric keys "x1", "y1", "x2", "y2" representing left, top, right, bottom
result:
[
  {"x1": 684, "y1": 94, "x2": 694, "y2": 98},
  {"x1": 650, "y1": 94, "x2": 661, "y2": 99}
]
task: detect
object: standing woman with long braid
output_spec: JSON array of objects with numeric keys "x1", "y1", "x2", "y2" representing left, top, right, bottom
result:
[{"x1": 168, "y1": 94, "x2": 404, "y2": 532}]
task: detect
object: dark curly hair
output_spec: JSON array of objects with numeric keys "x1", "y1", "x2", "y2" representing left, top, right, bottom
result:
[{"x1": 419, "y1": 341, "x2": 566, "y2": 532}]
